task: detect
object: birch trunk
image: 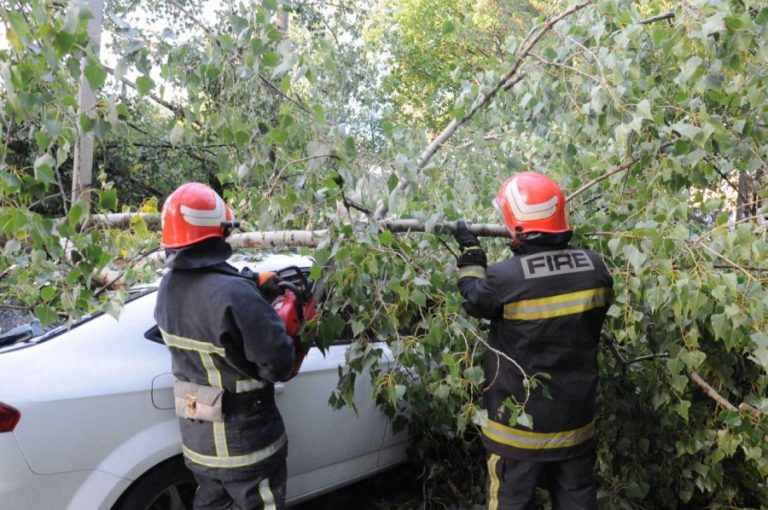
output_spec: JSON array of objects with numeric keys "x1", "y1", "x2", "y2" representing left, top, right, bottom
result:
[{"x1": 71, "y1": 0, "x2": 105, "y2": 207}]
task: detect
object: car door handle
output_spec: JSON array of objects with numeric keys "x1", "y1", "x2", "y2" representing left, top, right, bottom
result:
[{"x1": 274, "y1": 383, "x2": 286, "y2": 394}]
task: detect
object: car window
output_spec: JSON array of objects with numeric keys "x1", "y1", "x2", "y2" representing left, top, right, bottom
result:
[{"x1": 0, "y1": 287, "x2": 157, "y2": 348}]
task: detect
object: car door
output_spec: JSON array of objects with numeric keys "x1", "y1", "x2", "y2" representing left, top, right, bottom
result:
[{"x1": 278, "y1": 339, "x2": 389, "y2": 501}]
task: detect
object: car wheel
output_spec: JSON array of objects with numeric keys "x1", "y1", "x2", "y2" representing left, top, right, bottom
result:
[{"x1": 113, "y1": 456, "x2": 197, "y2": 510}]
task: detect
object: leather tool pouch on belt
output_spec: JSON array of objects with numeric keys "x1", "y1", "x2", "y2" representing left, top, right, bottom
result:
[{"x1": 174, "y1": 381, "x2": 224, "y2": 422}]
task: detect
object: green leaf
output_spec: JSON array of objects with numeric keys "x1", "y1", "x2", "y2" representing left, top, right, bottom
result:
[
  {"x1": 625, "y1": 481, "x2": 650, "y2": 499},
  {"x1": 67, "y1": 202, "x2": 87, "y2": 229},
  {"x1": 40, "y1": 286, "x2": 56, "y2": 302},
  {"x1": 410, "y1": 290, "x2": 426, "y2": 306},
  {"x1": 463, "y1": 366, "x2": 484, "y2": 387},
  {"x1": 136, "y1": 76, "x2": 154, "y2": 95},
  {"x1": 680, "y1": 350, "x2": 706, "y2": 370},
  {"x1": 54, "y1": 31, "x2": 77, "y2": 55},
  {"x1": 35, "y1": 131, "x2": 51, "y2": 151},
  {"x1": 635, "y1": 99, "x2": 652, "y2": 121},
  {"x1": 34, "y1": 306, "x2": 59, "y2": 327},
  {"x1": 84, "y1": 59, "x2": 107, "y2": 89},
  {"x1": 607, "y1": 237, "x2": 621, "y2": 256},
  {"x1": 387, "y1": 173, "x2": 399, "y2": 193},
  {"x1": 312, "y1": 104, "x2": 326, "y2": 124},
  {"x1": 670, "y1": 122, "x2": 702, "y2": 141},
  {"x1": 748, "y1": 332, "x2": 768, "y2": 370},
  {"x1": 350, "y1": 320, "x2": 365, "y2": 337},
  {"x1": 516, "y1": 411, "x2": 533, "y2": 430},
  {"x1": 702, "y1": 12, "x2": 725, "y2": 36},
  {"x1": 344, "y1": 137, "x2": 357, "y2": 158},
  {"x1": 724, "y1": 15, "x2": 744, "y2": 31},
  {"x1": 262, "y1": 52, "x2": 279, "y2": 67},
  {"x1": 675, "y1": 400, "x2": 691, "y2": 421},
  {"x1": 622, "y1": 244, "x2": 647, "y2": 272},
  {"x1": 98, "y1": 189, "x2": 118, "y2": 211},
  {"x1": 33, "y1": 154, "x2": 56, "y2": 184},
  {"x1": 269, "y1": 127, "x2": 289, "y2": 144},
  {"x1": 234, "y1": 130, "x2": 250, "y2": 148}
]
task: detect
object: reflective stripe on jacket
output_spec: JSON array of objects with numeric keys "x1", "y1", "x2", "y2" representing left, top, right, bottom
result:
[
  {"x1": 154, "y1": 252, "x2": 295, "y2": 480},
  {"x1": 458, "y1": 244, "x2": 612, "y2": 461}
]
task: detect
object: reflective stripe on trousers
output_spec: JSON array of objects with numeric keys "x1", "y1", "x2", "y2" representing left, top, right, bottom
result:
[
  {"x1": 183, "y1": 433, "x2": 287, "y2": 469},
  {"x1": 487, "y1": 454, "x2": 501, "y2": 510},
  {"x1": 192, "y1": 459, "x2": 287, "y2": 510},
  {"x1": 483, "y1": 419, "x2": 594, "y2": 450}
]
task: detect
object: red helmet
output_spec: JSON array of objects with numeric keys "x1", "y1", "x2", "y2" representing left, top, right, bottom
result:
[
  {"x1": 161, "y1": 183, "x2": 234, "y2": 249},
  {"x1": 493, "y1": 172, "x2": 569, "y2": 235}
]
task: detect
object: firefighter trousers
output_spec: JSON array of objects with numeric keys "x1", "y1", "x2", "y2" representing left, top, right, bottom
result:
[
  {"x1": 192, "y1": 460, "x2": 287, "y2": 510},
  {"x1": 486, "y1": 449, "x2": 597, "y2": 510}
]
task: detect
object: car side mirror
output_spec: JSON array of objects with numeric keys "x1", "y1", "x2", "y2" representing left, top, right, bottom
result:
[{"x1": 144, "y1": 325, "x2": 164, "y2": 344}]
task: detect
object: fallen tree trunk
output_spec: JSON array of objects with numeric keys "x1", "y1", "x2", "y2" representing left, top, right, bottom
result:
[
  {"x1": 87, "y1": 220, "x2": 510, "y2": 288},
  {"x1": 87, "y1": 214, "x2": 512, "y2": 238}
]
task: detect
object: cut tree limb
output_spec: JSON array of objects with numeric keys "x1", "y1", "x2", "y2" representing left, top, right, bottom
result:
[
  {"x1": 87, "y1": 214, "x2": 511, "y2": 239},
  {"x1": 90, "y1": 213, "x2": 163, "y2": 229},
  {"x1": 379, "y1": 220, "x2": 509, "y2": 237},
  {"x1": 88, "y1": 222, "x2": 510, "y2": 288}
]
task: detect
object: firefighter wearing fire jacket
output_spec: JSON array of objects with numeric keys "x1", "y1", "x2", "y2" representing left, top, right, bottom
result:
[
  {"x1": 154, "y1": 182, "x2": 301, "y2": 510},
  {"x1": 454, "y1": 172, "x2": 612, "y2": 510}
]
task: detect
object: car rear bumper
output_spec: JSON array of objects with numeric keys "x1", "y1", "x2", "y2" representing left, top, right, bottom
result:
[{"x1": 0, "y1": 434, "x2": 130, "y2": 510}]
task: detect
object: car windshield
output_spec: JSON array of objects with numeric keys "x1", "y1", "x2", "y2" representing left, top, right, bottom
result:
[{"x1": 0, "y1": 287, "x2": 157, "y2": 348}]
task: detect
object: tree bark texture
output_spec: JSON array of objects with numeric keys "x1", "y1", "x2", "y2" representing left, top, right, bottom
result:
[
  {"x1": 71, "y1": 0, "x2": 105, "y2": 208},
  {"x1": 88, "y1": 214, "x2": 511, "y2": 239}
]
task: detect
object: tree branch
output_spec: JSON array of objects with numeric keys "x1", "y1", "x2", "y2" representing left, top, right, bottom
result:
[
  {"x1": 567, "y1": 158, "x2": 639, "y2": 201},
  {"x1": 688, "y1": 370, "x2": 737, "y2": 412},
  {"x1": 258, "y1": 75, "x2": 312, "y2": 114},
  {"x1": 105, "y1": 66, "x2": 183, "y2": 116},
  {"x1": 627, "y1": 352, "x2": 670, "y2": 365},
  {"x1": 341, "y1": 193, "x2": 373, "y2": 218},
  {"x1": 568, "y1": 142, "x2": 675, "y2": 201},
  {"x1": 85, "y1": 215, "x2": 512, "y2": 238},
  {"x1": 530, "y1": 52, "x2": 599, "y2": 83},
  {"x1": 637, "y1": 12, "x2": 674, "y2": 25},
  {"x1": 688, "y1": 371, "x2": 764, "y2": 419}
]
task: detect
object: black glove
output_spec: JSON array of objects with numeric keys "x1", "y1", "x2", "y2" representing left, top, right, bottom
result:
[
  {"x1": 453, "y1": 221, "x2": 487, "y2": 268},
  {"x1": 453, "y1": 221, "x2": 480, "y2": 250},
  {"x1": 257, "y1": 271, "x2": 284, "y2": 301}
]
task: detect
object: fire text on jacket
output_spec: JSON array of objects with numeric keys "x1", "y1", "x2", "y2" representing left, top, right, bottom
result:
[{"x1": 521, "y1": 250, "x2": 595, "y2": 279}]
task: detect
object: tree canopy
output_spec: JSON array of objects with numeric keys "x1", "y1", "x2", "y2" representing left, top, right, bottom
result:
[{"x1": 1, "y1": 0, "x2": 766, "y2": 507}]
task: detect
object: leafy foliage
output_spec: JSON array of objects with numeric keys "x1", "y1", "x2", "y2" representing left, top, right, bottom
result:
[{"x1": 1, "y1": 0, "x2": 767, "y2": 508}]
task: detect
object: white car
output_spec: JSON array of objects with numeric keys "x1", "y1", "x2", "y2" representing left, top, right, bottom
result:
[{"x1": 0, "y1": 255, "x2": 407, "y2": 509}]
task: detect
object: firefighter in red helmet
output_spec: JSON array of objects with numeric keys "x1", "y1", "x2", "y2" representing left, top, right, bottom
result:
[
  {"x1": 454, "y1": 172, "x2": 613, "y2": 510},
  {"x1": 154, "y1": 182, "x2": 299, "y2": 510}
]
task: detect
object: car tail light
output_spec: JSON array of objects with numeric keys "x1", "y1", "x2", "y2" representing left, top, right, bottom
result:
[{"x1": 0, "y1": 402, "x2": 20, "y2": 432}]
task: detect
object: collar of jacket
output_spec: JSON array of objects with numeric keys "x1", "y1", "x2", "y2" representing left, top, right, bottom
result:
[
  {"x1": 164, "y1": 237, "x2": 233, "y2": 270},
  {"x1": 510, "y1": 231, "x2": 574, "y2": 255}
]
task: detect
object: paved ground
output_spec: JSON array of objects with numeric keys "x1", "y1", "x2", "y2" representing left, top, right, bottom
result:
[{"x1": 292, "y1": 462, "x2": 423, "y2": 510}]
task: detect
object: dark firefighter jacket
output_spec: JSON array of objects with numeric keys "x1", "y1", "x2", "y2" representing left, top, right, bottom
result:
[
  {"x1": 154, "y1": 238, "x2": 295, "y2": 480},
  {"x1": 458, "y1": 241, "x2": 612, "y2": 461}
]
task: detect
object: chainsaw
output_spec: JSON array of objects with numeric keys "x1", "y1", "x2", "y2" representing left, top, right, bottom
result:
[{"x1": 270, "y1": 266, "x2": 317, "y2": 379}]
